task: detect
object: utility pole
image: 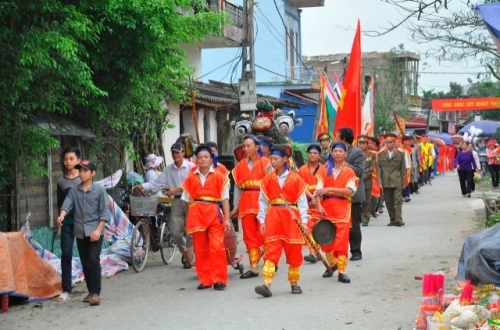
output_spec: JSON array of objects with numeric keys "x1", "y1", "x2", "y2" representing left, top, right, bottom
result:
[{"x1": 239, "y1": 0, "x2": 257, "y2": 112}]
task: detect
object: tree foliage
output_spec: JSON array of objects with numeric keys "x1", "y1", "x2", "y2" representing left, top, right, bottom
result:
[
  {"x1": 373, "y1": 45, "x2": 413, "y2": 132},
  {"x1": 372, "y1": 0, "x2": 500, "y2": 80},
  {"x1": 0, "y1": 0, "x2": 224, "y2": 188}
]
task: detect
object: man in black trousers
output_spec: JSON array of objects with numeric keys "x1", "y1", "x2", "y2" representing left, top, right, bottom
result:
[{"x1": 338, "y1": 127, "x2": 366, "y2": 261}]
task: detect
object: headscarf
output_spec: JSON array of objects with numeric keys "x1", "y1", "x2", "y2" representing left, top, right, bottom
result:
[
  {"x1": 195, "y1": 146, "x2": 217, "y2": 168},
  {"x1": 307, "y1": 144, "x2": 321, "y2": 153},
  {"x1": 245, "y1": 135, "x2": 263, "y2": 157},
  {"x1": 326, "y1": 142, "x2": 347, "y2": 176},
  {"x1": 270, "y1": 148, "x2": 289, "y2": 170}
]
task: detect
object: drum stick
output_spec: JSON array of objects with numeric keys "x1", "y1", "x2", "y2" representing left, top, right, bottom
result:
[{"x1": 279, "y1": 194, "x2": 333, "y2": 275}]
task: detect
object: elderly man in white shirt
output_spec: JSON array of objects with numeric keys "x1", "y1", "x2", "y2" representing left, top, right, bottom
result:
[{"x1": 132, "y1": 143, "x2": 195, "y2": 268}]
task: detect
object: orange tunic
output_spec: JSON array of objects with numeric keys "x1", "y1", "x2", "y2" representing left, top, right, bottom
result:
[
  {"x1": 297, "y1": 164, "x2": 325, "y2": 203},
  {"x1": 182, "y1": 171, "x2": 229, "y2": 235},
  {"x1": 315, "y1": 165, "x2": 358, "y2": 223},
  {"x1": 260, "y1": 171, "x2": 308, "y2": 244},
  {"x1": 190, "y1": 163, "x2": 229, "y2": 177},
  {"x1": 232, "y1": 156, "x2": 271, "y2": 216}
]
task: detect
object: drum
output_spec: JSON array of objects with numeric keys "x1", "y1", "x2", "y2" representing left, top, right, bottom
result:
[{"x1": 312, "y1": 219, "x2": 336, "y2": 246}]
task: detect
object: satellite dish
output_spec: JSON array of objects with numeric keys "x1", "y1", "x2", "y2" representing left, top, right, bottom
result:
[{"x1": 467, "y1": 78, "x2": 473, "y2": 84}]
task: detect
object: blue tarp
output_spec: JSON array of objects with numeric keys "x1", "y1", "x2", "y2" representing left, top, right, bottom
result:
[{"x1": 476, "y1": 3, "x2": 500, "y2": 52}]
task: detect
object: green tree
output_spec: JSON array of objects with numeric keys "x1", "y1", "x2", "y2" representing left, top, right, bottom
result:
[
  {"x1": 373, "y1": 0, "x2": 500, "y2": 80},
  {"x1": 372, "y1": 45, "x2": 414, "y2": 132},
  {"x1": 0, "y1": 0, "x2": 224, "y2": 188}
]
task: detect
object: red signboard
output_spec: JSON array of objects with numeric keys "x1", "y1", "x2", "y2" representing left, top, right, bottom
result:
[{"x1": 431, "y1": 97, "x2": 500, "y2": 111}]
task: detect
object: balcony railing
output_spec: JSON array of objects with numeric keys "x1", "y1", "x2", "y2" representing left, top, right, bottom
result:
[{"x1": 178, "y1": 1, "x2": 244, "y2": 47}]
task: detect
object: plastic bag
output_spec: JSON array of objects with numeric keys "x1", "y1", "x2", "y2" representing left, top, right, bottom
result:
[
  {"x1": 127, "y1": 171, "x2": 144, "y2": 184},
  {"x1": 474, "y1": 172, "x2": 481, "y2": 184}
]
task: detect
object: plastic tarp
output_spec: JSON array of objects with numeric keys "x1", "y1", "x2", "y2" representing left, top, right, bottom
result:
[
  {"x1": 0, "y1": 231, "x2": 61, "y2": 302},
  {"x1": 456, "y1": 224, "x2": 500, "y2": 285}
]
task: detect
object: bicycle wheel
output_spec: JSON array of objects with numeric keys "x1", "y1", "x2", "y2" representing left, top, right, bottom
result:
[
  {"x1": 130, "y1": 219, "x2": 150, "y2": 272},
  {"x1": 159, "y1": 221, "x2": 178, "y2": 265}
]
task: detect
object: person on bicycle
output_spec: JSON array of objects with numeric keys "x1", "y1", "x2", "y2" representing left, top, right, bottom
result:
[
  {"x1": 132, "y1": 143, "x2": 195, "y2": 269},
  {"x1": 181, "y1": 144, "x2": 231, "y2": 290}
]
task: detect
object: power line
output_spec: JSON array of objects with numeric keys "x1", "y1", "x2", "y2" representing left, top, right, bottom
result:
[
  {"x1": 254, "y1": 9, "x2": 286, "y2": 48},
  {"x1": 255, "y1": 64, "x2": 309, "y2": 82},
  {"x1": 194, "y1": 55, "x2": 240, "y2": 81},
  {"x1": 271, "y1": 0, "x2": 319, "y2": 83}
]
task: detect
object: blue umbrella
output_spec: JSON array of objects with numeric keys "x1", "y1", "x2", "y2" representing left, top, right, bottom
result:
[
  {"x1": 427, "y1": 133, "x2": 453, "y2": 145},
  {"x1": 476, "y1": 3, "x2": 500, "y2": 52},
  {"x1": 458, "y1": 120, "x2": 500, "y2": 135}
]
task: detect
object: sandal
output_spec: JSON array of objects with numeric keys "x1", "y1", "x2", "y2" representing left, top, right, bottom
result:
[
  {"x1": 240, "y1": 270, "x2": 259, "y2": 279},
  {"x1": 56, "y1": 292, "x2": 70, "y2": 302},
  {"x1": 89, "y1": 294, "x2": 100, "y2": 306},
  {"x1": 291, "y1": 285, "x2": 302, "y2": 294},
  {"x1": 254, "y1": 285, "x2": 272, "y2": 297},
  {"x1": 83, "y1": 294, "x2": 92, "y2": 303}
]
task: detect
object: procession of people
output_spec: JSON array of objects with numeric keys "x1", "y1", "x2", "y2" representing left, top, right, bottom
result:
[{"x1": 56, "y1": 128, "x2": 476, "y2": 304}]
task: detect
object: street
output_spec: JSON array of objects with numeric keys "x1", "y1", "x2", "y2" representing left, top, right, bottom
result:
[{"x1": 1, "y1": 173, "x2": 481, "y2": 330}]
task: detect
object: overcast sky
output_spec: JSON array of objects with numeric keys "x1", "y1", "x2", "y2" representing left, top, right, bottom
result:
[{"x1": 300, "y1": 0, "x2": 492, "y2": 94}]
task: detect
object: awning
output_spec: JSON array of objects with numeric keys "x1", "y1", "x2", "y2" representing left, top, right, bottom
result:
[
  {"x1": 34, "y1": 118, "x2": 96, "y2": 140},
  {"x1": 476, "y1": 3, "x2": 500, "y2": 52}
]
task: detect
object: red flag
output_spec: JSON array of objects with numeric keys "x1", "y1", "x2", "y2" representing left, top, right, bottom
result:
[{"x1": 334, "y1": 20, "x2": 362, "y2": 137}]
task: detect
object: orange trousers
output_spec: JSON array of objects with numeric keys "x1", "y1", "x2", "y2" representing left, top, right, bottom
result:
[
  {"x1": 192, "y1": 225, "x2": 227, "y2": 286},
  {"x1": 241, "y1": 213, "x2": 265, "y2": 265},
  {"x1": 263, "y1": 239, "x2": 303, "y2": 267},
  {"x1": 320, "y1": 221, "x2": 349, "y2": 258}
]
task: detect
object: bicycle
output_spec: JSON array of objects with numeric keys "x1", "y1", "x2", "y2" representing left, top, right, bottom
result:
[{"x1": 119, "y1": 184, "x2": 178, "y2": 272}]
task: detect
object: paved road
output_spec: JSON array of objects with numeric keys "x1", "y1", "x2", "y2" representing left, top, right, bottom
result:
[{"x1": 1, "y1": 174, "x2": 481, "y2": 330}]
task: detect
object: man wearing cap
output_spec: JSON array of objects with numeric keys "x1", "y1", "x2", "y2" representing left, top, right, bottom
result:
[
  {"x1": 132, "y1": 142, "x2": 195, "y2": 268},
  {"x1": 377, "y1": 133, "x2": 407, "y2": 227},
  {"x1": 58, "y1": 160, "x2": 108, "y2": 306},
  {"x1": 318, "y1": 132, "x2": 331, "y2": 165},
  {"x1": 357, "y1": 135, "x2": 376, "y2": 226},
  {"x1": 338, "y1": 127, "x2": 365, "y2": 261},
  {"x1": 398, "y1": 137, "x2": 412, "y2": 202}
]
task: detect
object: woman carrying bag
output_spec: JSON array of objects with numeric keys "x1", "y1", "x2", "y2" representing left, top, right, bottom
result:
[{"x1": 455, "y1": 142, "x2": 478, "y2": 198}]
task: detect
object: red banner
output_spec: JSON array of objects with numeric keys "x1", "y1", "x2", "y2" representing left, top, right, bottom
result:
[{"x1": 431, "y1": 97, "x2": 500, "y2": 111}]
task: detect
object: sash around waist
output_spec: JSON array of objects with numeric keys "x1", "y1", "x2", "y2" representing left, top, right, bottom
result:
[
  {"x1": 193, "y1": 197, "x2": 221, "y2": 203},
  {"x1": 269, "y1": 198, "x2": 297, "y2": 208},
  {"x1": 323, "y1": 195, "x2": 348, "y2": 201}
]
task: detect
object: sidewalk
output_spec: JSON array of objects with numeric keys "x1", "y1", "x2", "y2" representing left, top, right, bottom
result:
[{"x1": 0, "y1": 173, "x2": 484, "y2": 330}]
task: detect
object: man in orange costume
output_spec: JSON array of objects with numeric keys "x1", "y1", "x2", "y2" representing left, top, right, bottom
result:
[
  {"x1": 314, "y1": 142, "x2": 358, "y2": 284},
  {"x1": 190, "y1": 141, "x2": 229, "y2": 176},
  {"x1": 254, "y1": 146, "x2": 309, "y2": 298},
  {"x1": 230, "y1": 135, "x2": 272, "y2": 279},
  {"x1": 297, "y1": 144, "x2": 325, "y2": 263},
  {"x1": 181, "y1": 145, "x2": 232, "y2": 290}
]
